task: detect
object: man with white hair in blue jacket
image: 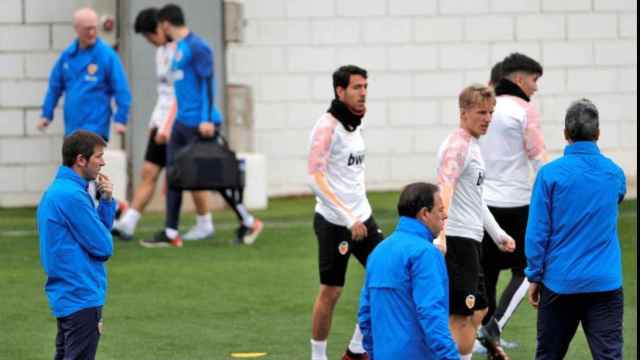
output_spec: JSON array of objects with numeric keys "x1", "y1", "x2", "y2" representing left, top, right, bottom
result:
[{"x1": 38, "y1": 7, "x2": 131, "y2": 141}]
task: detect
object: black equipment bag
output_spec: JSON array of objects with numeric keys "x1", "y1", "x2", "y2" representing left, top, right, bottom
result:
[{"x1": 166, "y1": 136, "x2": 245, "y2": 190}]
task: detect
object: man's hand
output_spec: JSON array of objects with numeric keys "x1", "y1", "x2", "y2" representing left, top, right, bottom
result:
[
  {"x1": 114, "y1": 123, "x2": 127, "y2": 135},
  {"x1": 528, "y1": 282, "x2": 540, "y2": 309},
  {"x1": 350, "y1": 221, "x2": 368, "y2": 241},
  {"x1": 497, "y1": 233, "x2": 516, "y2": 252},
  {"x1": 433, "y1": 234, "x2": 447, "y2": 255},
  {"x1": 96, "y1": 173, "x2": 113, "y2": 202},
  {"x1": 198, "y1": 122, "x2": 216, "y2": 138},
  {"x1": 37, "y1": 118, "x2": 50, "y2": 132},
  {"x1": 154, "y1": 131, "x2": 168, "y2": 144}
]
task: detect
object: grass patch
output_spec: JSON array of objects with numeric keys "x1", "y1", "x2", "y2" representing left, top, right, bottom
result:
[{"x1": 0, "y1": 194, "x2": 635, "y2": 359}]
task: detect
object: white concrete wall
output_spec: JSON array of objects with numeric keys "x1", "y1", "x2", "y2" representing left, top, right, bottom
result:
[
  {"x1": 0, "y1": 0, "x2": 636, "y2": 206},
  {"x1": 226, "y1": 0, "x2": 637, "y2": 197},
  {"x1": 0, "y1": 0, "x2": 111, "y2": 206}
]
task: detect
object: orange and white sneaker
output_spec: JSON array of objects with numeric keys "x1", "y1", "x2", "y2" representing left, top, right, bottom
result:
[
  {"x1": 239, "y1": 218, "x2": 263, "y2": 245},
  {"x1": 115, "y1": 199, "x2": 128, "y2": 220},
  {"x1": 342, "y1": 349, "x2": 369, "y2": 360},
  {"x1": 140, "y1": 231, "x2": 183, "y2": 248}
]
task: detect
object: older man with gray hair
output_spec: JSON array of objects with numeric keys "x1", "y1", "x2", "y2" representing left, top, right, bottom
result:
[
  {"x1": 525, "y1": 98, "x2": 626, "y2": 359},
  {"x1": 38, "y1": 6, "x2": 131, "y2": 141}
]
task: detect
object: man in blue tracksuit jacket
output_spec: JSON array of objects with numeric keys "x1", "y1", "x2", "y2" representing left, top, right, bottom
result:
[
  {"x1": 38, "y1": 130, "x2": 115, "y2": 359},
  {"x1": 359, "y1": 182, "x2": 459, "y2": 360},
  {"x1": 38, "y1": 7, "x2": 131, "y2": 141},
  {"x1": 525, "y1": 99, "x2": 626, "y2": 360}
]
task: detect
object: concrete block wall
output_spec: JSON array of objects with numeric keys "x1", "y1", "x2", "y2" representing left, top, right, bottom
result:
[
  {"x1": 0, "y1": 0, "x2": 88, "y2": 206},
  {"x1": 226, "y1": 0, "x2": 637, "y2": 197},
  {"x1": 0, "y1": 0, "x2": 636, "y2": 206}
]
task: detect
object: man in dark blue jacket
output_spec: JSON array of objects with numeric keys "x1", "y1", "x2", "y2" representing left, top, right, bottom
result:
[
  {"x1": 38, "y1": 130, "x2": 115, "y2": 359},
  {"x1": 526, "y1": 98, "x2": 626, "y2": 359},
  {"x1": 359, "y1": 182, "x2": 459, "y2": 360},
  {"x1": 38, "y1": 7, "x2": 131, "y2": 141}
]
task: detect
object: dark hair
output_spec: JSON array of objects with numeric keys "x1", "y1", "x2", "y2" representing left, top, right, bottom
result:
[
  {"x1": 397, "y1": 182, "x2": 440, "y2": 218},
  {"x1": 489, "y1": 61, "x2": 504, "y2": 86},
  {"x1": 62, "y1": 130, "x2": 106, "y2": 167},
  {"x1": 134, "y1": 7, "x2": 159, "y2": 34},
  {"x1": 565, "y1": 98, "x2": 599, "y2": 142},
  {"x1": 158, "y1": 4, "x2": 185, "y2": 26},
  {"x1": 501, "y1": 52, "x2": 543, "y2": 77},
  {"x1": 332, "y1": 65, "x2": 367, "y2": 98}
]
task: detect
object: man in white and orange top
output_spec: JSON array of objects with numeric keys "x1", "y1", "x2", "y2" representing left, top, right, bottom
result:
[
  {"x1": 476, "y1": 53, "x2": 547, "y2": 357},
  {"x1": 308, "y1": 65, "x2": 384, "y2": 360},
  {"x1": 435, "y1": 84, "x2": 516, "y2": 360},
  {"x1": 113, "y1": 7, "x2": 214, "y2": 241}
]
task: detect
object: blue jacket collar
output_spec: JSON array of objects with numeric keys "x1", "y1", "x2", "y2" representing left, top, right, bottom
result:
[
  {"x1": 564, "y1": 141, "x2": 600, "y2": 156},
  {"x1": 56, "y1": 165, "x2": 88, "y2": 190},
  {"x1": 395, "y1": 216, "x2": 435, "y2": 243},
  {"x1": 69, "y1": 38, "x2": 103, "y2": 55}
]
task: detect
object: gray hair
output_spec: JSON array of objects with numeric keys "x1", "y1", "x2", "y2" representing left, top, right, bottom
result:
[{"x1": 565, "y1": 98, "x2": 599, "y2": 142}]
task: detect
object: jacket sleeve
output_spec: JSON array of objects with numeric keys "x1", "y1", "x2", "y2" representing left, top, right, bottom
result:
[
  {"x1": 191, "y1": 42, "x2": 216, "y2": 125},
  {"x1": 199, "y1": 75, "x2": 215, "y2": 124},
  {"x1": 435, "y1": 135, "x2": 469, "y2": 244},
  {"x1": 482, "y1": 200, "x2": 508, "y2": 245},
  {"x1": 617, "y1": 167, "x2": 627, "y2": 204},
  {"x1": 525, "y1": 168, "x2": 552, "y2": 283},
  {"x1": 523, "y1": 105, "x2": 548, "y2": 172},
  {"x1": 41, "y1": 55, "x2": 65, "y2": 121},
  {"x1": 307, "y1": 118, "x2": 358, "y2": 228},
  {"x1": 411, "y1": 249, "x2": 460, "y2": 359},
  {"x1": 60, "y1": 191, "x2": 114, "y2": 261},
  {"x1": 96, "y1": 198, "x2": 116, "y2": 231},
  {"x1": 158, "y1": 98, "x2": 177, "y2": 139},
  {"x1": 358, "y1": 277, "x2": 374, "y2": 359},
  {"x1": 109, "y1": 53, "x2": 132, "y2": 125}
]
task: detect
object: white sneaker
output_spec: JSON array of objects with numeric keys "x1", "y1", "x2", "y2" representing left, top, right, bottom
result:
[
  {"x1": 500, "y1": 338, "x2": 519, "y2": 349},
  {"x1": 183, "y1": 225, "x2": 214, "y2": 241},
  {"x1": 111, "y1": 220, "x2": 134, "y2": 241}
]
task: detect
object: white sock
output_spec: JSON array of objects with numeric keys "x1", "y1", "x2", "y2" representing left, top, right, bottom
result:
[
  {"x1": 348, "y1": 324, "x2": 365, "y2": 354},
  {"x1": 196, "y1": 213, "x2": 214, "y2": 230},
  {"x1": 310, "y1": 339, "x2": 327, "y2": 360},
  {"x1": 119, "y1": 209, "x2": 141, "y2": 233},
  {"x1": 165, "y1": 228, "x2": 178, "y2": 240},
  {"x1": 236, "y1": 204, "x2": 255, "y2": 228},
  {"x1": 461, "y1": 353, "x2": 472, "y2": 360}
]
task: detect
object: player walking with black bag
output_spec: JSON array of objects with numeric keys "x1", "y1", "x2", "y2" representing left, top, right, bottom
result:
[{"x1": 141, "y1": 4, "x2": 262, "y2": 248}]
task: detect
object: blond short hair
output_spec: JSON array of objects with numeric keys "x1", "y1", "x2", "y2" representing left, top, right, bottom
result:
[{"x1": 459, "y1": 84, "x2": 496, "y2": 110}]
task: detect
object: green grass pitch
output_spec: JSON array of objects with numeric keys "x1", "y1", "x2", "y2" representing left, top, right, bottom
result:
[{"x1": 0, "y1": 193, "x2": 636, "y2": 359}]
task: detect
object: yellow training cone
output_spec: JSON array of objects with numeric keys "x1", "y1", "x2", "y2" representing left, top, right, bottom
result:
[{"x1": 230, "y1": 352, "x2": 268, "y2": 358}]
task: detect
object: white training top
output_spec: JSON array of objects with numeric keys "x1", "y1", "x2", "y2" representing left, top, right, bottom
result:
[
  {"x1": 307, "y1": 113, "x2": 372, "y2": 228},
  {"x1": 149, "y1": 43, "x2": 176, "y2": 129},
  {"x1": 479, "y1": 95, "x2": 547, "y2": 208},
  {"x1": 437, "y1": 128, "x2": 487, "y2": 242}
]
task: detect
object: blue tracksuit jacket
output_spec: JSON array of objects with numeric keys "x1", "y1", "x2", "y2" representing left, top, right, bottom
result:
[
  {"x1": 37, "y1": 166, "x2": 115, "y2": 318},
  {"x1": 41, "y1": 38, "x2": 131, "y2": 141},
  {"x1": 359, "y1": 217, "x2": 459, "y2": 360},
  {"x1": 171, "y1": 32, "x2": 222, "y2": 127},
  {"x1": 525, "y1": 141, "x2": 626, "y2": 294}
]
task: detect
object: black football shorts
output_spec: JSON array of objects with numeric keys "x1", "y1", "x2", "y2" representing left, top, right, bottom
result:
[{"x1": 313, "y1": 213, "x2": 383, "y2": 287}]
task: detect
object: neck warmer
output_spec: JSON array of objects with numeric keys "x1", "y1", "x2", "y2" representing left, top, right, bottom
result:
[
  {"x1": 327, "y1": 99, "x2": 364, "y2": 132},
  {"x1": 494, "y1": 78, "x2": 530, "y2": 102}
]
